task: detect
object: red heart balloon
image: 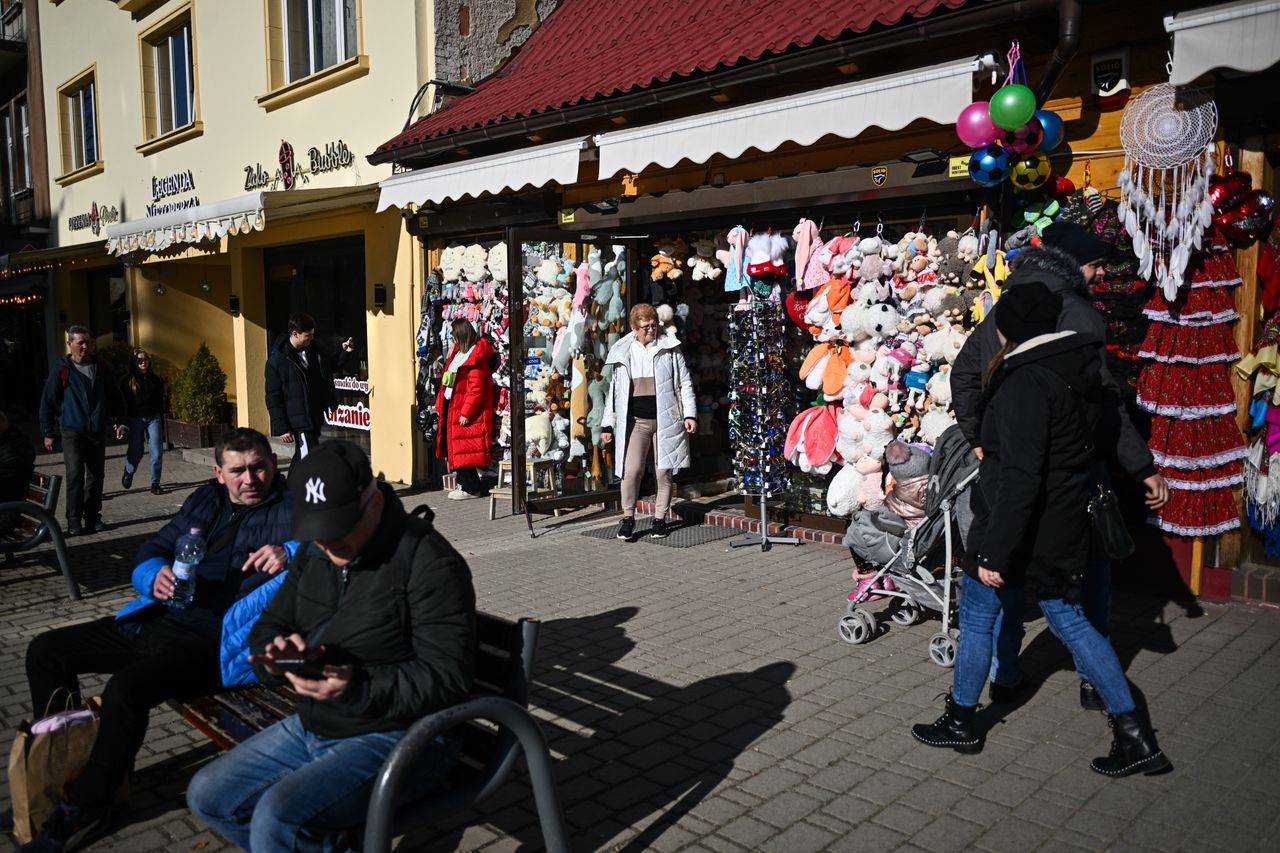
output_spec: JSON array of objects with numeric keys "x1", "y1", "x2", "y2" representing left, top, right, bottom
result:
[{"x1": 1209, "y1": 172, "x2": 1253, "y2": 211}]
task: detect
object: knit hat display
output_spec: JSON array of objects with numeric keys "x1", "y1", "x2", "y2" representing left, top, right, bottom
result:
[
  {"x1": 995, "y1": 281, "x2": 1062, "y2": 343},
  {"x1": 1041, "y1": 221, "x2": 1107, "y2": 267}
]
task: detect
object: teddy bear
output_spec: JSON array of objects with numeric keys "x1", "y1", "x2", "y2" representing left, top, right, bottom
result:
[
  {"x1": 956, "y1": 230, "x2": 981, "y2": 265},
  {"x1": 919, "y1": 407, "x2": 956, "y2": 444},
  {"x1": 926, "y1": 364, "x2": 952, "y2": 409},
  {"x1": 440, "y1": 244, "x2": 465, "y2": 282},
  {"x1": 855, "y1": 455, "x2": 886, "y2": 509},
  {"x1": 939, "y1": 288, "x2": 969, "y2": 329},
  {"x1": 528, "y1": 364, "x2": 552, "y2": 411},
  {"x1": 543, "y1": 413, "x2": 571, "y2": 461},
  {"x1": 461, "y1": 244, "x2": 488, "y2": 283},
  {"x1": 525, "y1": 412, "x2": 552, "y2": 457},
  {"x1": 650, "y1": 241, "x2": 682, "y2": 282},
  {"x1": 934, "y1": 232, "x2": 968, "y2": 287},
  {"x1": 687, "y1": 239, "x2": 723, "y2": 281},
  {"x1": 486, "y1": 242, "x2": 509, "y2": 283},
  {"x1": 536, "y1": 257, "x2": 562, "y2": 288},
  {"x1": 923, "y1": 325, "x2": 965, "y2": 365},
  {"x1": 826, "y1": 462, "x2": 863, "y2": 517}
]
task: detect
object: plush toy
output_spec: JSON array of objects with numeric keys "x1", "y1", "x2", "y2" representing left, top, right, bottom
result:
[
  {"x1": 855, "y1": 455, "x2": 886, "y2": 508},
  {"x1": 573, "y1": 261, "x2": 593, "y2": 309},
  {"x1": 863, "y1": 409, "x2": 895, "y2": 460},
  {"x1": 806, "y1": 278, "x2": 852, "y2": 339},
  {"x1": 687, "y1": 239, "x2": 723, "y2": 281},
  {"x1": 650, "y1": 242, "x2": 682, "y2": 282},
  {"x1": 544, "y1": 413, "x2": 571, "y2": 461},
  {"x1": 920, "y1": 407, "x2": 956, "y2": 444},
  {"x1": 746, "y1": 232, "x2": 788, "y2": 279},
  {"x1": 935, "y1": 232, "x2": 968, "y2": 287},
  {"x1": 487, "y1": 242, "x2": 509, "y2": 283},
  {"x1": 536, "y1": 257, "x2": 561, "y2": 287},
  {"x1": 826, "y1": 463, "x2": 862, "y2": 517},
  {"x1": 835, "y1": 406, "x2": 867, "y2": 462},
  {"x1": 923, "y1": 326, "x2": 965, "y2": 365},
  {"x1": 440, "y1": 245, "x2": 465, "y2": 282},
  {"x1": 585, "y1": 372, "x2": 609, "y2": 445},
  {"x1": 528, "y1": 365, "x2": 552, "y2": 411},
  {"x1": 903, "y1": 361, "x2": 933, "y2": 410},
  {"x1": 461, "y1": 244, "x2": 488, "y2": 282},
  {"x1": 939, "y1": 288, "x2": 969, "y2": 329},
  {"x1": 926, "y1": 365, "x2": 952, "y2": 409},
  {"x1": 784, "y1": 405, "x2": 840, "y2": 474},
  {"x1": 526, "y1": 412, "x2": 552, "y2": 457},
  {"x1": 956, "y1": 230, "x2": 981, "y2": 265}
]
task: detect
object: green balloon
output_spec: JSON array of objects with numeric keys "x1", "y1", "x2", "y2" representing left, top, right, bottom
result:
[{"x1": 989, "y1": 84, "x2": 1037, "y2": 130}]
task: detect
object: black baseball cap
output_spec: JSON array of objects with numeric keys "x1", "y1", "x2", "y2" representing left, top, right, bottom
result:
[{"x1": 288, "y1": 440, "x2": 374, "y2": 541}]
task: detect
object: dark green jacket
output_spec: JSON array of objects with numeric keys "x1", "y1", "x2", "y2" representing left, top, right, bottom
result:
[{"x1": 249, "y1": 486, "x2": 476, "y2": 738}]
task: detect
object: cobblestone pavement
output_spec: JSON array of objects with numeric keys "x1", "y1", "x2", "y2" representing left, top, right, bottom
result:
[{"x1": 2, "y1": 445, "x2": 1280, "y2": 852}]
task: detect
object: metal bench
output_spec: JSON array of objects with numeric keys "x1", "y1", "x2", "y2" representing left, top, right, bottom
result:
[
  {"x1": 171, "y1": 614, "x2": 567, "y2": 852},
  {"x1": 0, "y1": 472, "x2": 78, "y2": 600}
]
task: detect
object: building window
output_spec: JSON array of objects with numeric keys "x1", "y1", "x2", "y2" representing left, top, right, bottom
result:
[
  {"x1": 59, "y1": 71, "x2": 98, "y2": 176},
  {"x1": 283, "y1": 0, "x2": 356, "y2": 83},
  {"x1": 3, "y1": 97, "x2": 31, "y2": 200},
  {"x1": 152, "y1": 22, "x2": 194, "y2": 135}
]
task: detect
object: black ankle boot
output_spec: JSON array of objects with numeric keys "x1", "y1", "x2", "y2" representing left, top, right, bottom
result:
[
  {"x1": 1080, "y1": 680, "x2": 1104, "y2": 711},
  {"x1": 911, "y1": 694, "x2": 983, "y2": 754},
  {"x1": 1091, "y1": 712, "x2": 1171, "y2": 777}
]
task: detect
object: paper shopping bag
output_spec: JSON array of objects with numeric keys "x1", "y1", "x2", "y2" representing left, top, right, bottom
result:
[{"x1": 7, "y1": 696, "x2": 104, "y2": 844}]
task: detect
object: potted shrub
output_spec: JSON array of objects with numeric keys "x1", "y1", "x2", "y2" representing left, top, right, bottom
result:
[{"x1": 165, "y1": 342, "x2": 230, "y2": 448}]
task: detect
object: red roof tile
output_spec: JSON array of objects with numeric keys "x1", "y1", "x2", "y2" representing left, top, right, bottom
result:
[{"x1": 375, "y1": 0, "x2": 969, "y2": 157}]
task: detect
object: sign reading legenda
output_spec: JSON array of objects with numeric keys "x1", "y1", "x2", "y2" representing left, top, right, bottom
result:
[{"x1": 152, "y1": 170, "x2": 196, "y2": 202}]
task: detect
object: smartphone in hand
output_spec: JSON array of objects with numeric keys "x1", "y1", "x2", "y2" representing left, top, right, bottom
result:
[{"x1": 259, "y1": 656, "x2": 327, "y2": 680}]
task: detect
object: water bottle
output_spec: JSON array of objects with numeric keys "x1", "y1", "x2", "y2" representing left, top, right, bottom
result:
[{"x1": 169, "y1": 527, "x2": 206, "y2": 610}]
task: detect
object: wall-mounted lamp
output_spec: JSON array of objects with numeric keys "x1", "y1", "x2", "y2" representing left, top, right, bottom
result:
[
  {"x1": 900, "y1": 148, "x2": 944, "y2": 165},
  {"x1": 373, "y1": 283, "x2": 387, "y2": 309},
  {"x1": 153, "y1": 283, "x2": 166, "y2": 296},
  {"x1": 228, "y1": 294, "x2": 241, "y2": 317},
  {"x1": 200, "y1": 279, "x2": 212, "y2": 292}
]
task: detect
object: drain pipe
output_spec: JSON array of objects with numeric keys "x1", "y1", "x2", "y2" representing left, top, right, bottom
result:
[{"x1": 1036, "y1": 0, "x2": 1082, "y2": 106}]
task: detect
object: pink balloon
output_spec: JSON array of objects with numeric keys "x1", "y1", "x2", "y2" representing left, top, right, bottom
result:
[{"x1": 956, "y1": 102, "x2": 998, "y2": 148}]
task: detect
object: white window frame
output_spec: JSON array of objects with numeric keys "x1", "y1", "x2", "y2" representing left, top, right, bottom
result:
[
  {"x1": 66, "y1": 80, "x2": 97, "y2": 172},
  {"x1": 152, "y1": 22, "x2": 194, "y2": 135},
  {"x1": 281, "y1": 0, "x2": 356, "y2": 84}
]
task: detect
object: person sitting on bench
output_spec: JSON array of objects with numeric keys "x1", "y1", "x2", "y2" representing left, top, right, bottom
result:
[
  {"x1": 0, "y1": 410, "x2": 35, "y2": 536},
  {"x1": 18, "y1": 428, "x2": 296, "y2": 853},
  {"x1": 187, "y1": 440, "x2": 476, "y2": 852}
]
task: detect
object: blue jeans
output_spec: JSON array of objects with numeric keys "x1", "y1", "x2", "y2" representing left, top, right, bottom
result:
[
  {"x1": 187, "y1": 714, "x2": 461, "y2": 852},
  {"x1": 988, "y1": 558, "x2": 1111, "y2": 686},
  {"x1": 125, "y1": 416, "x2": 163, "y2": 483},
  {"x1": 955, "y1": 574, "x2": 1134, "y2": 714}
]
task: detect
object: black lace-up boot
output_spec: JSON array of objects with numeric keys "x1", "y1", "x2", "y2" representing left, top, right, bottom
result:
[
  {"x1": 1090, "y1": 712, "x2": 1171, "y2": 777},
  {"x1": 911, "y1": 694, "x2": 983, "y2": 754}
]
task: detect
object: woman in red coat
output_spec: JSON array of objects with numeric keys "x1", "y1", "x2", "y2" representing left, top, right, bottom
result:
[{"x1": 435, "y1": 319, "x2": 495, "y2": 499}]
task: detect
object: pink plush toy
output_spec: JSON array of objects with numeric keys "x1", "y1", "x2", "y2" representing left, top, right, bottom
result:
[{"x1": 855, "y1": 455, "x2": 885, "y2": 508}]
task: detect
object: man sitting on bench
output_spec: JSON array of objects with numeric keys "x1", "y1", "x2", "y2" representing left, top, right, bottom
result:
[
  {"x1": 187, "y1": 440, "x2": 476, "y2": 852},
  {"x1": 18, "y1": 428, "x2": 296, "y2": 853}
]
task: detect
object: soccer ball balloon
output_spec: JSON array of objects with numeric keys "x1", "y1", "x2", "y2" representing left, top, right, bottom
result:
[
  {"x1": 1009, "y1": 152, "x2": 1051, "y2": 190},
  {"x1": 968, "y1": 145, "x2": 1010, "y2": 188},
  {"x1": 998, "y1": 117, "x2": 1044, "y2": 154}
]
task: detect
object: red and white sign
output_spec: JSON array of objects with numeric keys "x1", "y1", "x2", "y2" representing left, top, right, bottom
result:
[{"x1": 324, "y1": 402, "x2": 371, "y2": 431}]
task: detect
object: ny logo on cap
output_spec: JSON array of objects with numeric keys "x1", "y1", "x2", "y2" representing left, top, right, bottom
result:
[{"x1": 304, "y1": 477, "x2": 326, "y2": 504}]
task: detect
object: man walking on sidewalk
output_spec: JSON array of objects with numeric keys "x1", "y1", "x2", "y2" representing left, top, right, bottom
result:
[
  {"x1": 38, "y1": 326, "x2": 128, "y2": 535},
  {"x1": 264, "y1": 312, "x2": 337, "y2": 460}
]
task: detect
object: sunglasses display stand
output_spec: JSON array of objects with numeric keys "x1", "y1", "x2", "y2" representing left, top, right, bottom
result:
[{"x1": 728, "y1": 300, "x2": 800, "y2": 552}]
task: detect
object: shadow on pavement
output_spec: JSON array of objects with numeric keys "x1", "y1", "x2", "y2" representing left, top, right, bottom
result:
[{"x1": 403, "y1": 606, "x2": 796, "y2": 851}]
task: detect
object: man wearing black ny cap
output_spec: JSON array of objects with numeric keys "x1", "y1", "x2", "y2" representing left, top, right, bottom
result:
[
  {"x1": 951, "y1": 221, "x2": 1168, "y2": 712},
  {"x1": 187, "y1": 441, "x2": 476, "y2": 852}
]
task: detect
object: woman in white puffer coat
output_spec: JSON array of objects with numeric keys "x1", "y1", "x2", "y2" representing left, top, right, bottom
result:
[{"x1": 602, "y1": 303, "x2": 697, "y2": 541}]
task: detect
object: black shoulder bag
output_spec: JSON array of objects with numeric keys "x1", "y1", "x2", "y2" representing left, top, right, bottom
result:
[{"x1": 1059, "y1": 376, "x2": 1135, "y2": 560}]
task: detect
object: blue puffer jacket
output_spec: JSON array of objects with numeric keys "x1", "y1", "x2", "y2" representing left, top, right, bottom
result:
[{"x1": 116, "y1": 476, "x2": 297, "y2": 687}]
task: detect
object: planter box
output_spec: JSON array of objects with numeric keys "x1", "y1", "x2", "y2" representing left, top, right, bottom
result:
[{"x1": 164, "y1": 417, "x2": 228, "y2": 449}]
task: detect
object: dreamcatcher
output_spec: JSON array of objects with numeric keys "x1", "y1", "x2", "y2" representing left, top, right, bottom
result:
[{"x1": 1117, "y1": 82, "x2": 1219, "y2": 299}]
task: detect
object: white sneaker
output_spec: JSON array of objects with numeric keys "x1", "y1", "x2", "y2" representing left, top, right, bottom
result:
[{"x1": 447, "y1": 488, "x2": 480, "y2": 500}]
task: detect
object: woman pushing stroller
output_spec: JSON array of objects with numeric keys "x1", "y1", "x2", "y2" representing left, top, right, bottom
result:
[{"x1": 910, "y1": 282, "x2": 1169, "y2": 778}]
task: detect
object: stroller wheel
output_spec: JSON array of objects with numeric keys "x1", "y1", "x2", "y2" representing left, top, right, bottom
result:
[
  {"x1": 837, "y1": 610, "x2": 875, "y2": 645},
  {"x1": 928, "y1": 632, "x2": 957, "y2": 668},
  {"x1": 890, "y1": 600, "x2": 924, "y2": 627}
]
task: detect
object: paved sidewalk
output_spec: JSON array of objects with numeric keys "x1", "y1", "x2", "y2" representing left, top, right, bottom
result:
[{"x1": 2, "y1": 447, "x2": 1279, "y2": 851}]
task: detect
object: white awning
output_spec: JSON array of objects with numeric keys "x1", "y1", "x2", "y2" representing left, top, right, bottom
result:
[
  {"x1": 593, "y1": 57, "x2": 986, "y2": 178},
  {"x1": 1166, "y1": 0, "x2": 1280, "y2": 85},
  {"x1": 106, "y1": 193, "x2": 264, "y2": 256},
  {"x1": 376, "y1": 137, "x2": 590, "y2": 211},
  {"x1": 104, "y1": 186, "x2": 380, "y2": 257}
]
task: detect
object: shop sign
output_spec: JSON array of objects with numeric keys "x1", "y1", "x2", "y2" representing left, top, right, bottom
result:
[
  {"x1": 948, "y1": 157, "x2": 969, "y2": 179},
  {"x1": 146, "y1": 170, "x2": 201, "y2": 216},
  {"x1": 871, "y1": 167, "x2": 888, "y2": 187},
  {"x1": 324, "y1": 401, "x2": 371, "y2": 431},
  {"x1": 67, "y1": 201, "x2": 120, "y2": 235},
  {"x1": 243, "y1": 137, "x2": 354, "y2": 192},
  {"x1": 334, "y1": 376, "x2": 370, "y2": 394}
]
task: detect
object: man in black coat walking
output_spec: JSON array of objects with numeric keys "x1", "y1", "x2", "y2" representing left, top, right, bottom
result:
[
  {"x1": 264, "y1": 313, "x2": 337, "y2": 460},
  {"x1": 951, "y1": 222, "x2": 1168, "y2": 709}
]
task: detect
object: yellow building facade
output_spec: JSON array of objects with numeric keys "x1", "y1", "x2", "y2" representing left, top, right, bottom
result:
[{"x1": 39, "y1": 0, "x2": 440, "y2": 482}]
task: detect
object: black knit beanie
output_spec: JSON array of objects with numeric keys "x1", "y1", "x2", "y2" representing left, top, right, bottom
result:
[
  {"x1": 995, "y1": 281, "x2": 1062, "y2": 343},
  {"x1": 1041, "y1": 221, "x2": 1107, "y2": 267}
]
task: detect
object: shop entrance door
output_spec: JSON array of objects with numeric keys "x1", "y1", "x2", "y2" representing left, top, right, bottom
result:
[
  {"x1": 506, "y1": 227, "x2": 647, "y2": 526},
  {"x1": 264, "y1": 235, "x2": 369, "y2": 451}
]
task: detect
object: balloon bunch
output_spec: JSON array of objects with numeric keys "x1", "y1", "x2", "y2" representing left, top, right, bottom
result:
[
  {"x1": 957, "y1": 43, "x2": 1065, "y2": 191},
  {"x1": 1210, "y1": 171, "x2": 1276, "y2": 245}
]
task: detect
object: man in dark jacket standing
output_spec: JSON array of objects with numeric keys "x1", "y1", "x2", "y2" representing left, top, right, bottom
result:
[
  {"x1": 264, "y1": 312, "x2": 337, "y2": 460},
  {"x1": 187, "y1": 440, "x2": 476, "y2": 851},
  {"x1": 951, "y1": 222, "x2": 1168, "y2": 709},
  {"x1": 18, "y1": 429, "x2": 296, "y2": 852},
  {"x1": 38, "y1": 326, "x2": 128, "y2": 535}
]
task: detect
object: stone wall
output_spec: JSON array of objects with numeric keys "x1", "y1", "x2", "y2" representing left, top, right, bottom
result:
[{"x1": 434, "y1": 0, "x2": 560, "y2": 86}]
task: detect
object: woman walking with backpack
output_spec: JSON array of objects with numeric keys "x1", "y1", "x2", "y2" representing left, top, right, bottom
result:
[
  {"x1": 910, "y1": 282, "x2": 1169, "y2": 778},
  {"x1": 121, "y1": 348, "x2": 166, "y2": 495}
]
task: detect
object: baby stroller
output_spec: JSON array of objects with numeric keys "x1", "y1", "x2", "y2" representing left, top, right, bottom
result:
[{"x1": 837, "y1": 425, "x2": 980, "y2": 667}]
